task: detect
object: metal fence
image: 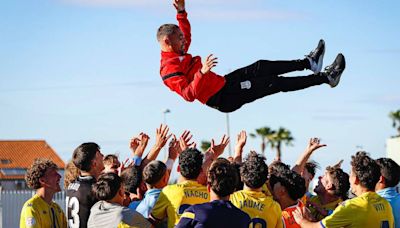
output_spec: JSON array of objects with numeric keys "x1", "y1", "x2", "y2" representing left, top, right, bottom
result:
[{"x1": 0, "y1": 190, "x2": 65, "y2": 228}]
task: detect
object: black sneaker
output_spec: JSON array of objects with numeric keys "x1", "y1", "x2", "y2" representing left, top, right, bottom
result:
[
  {"x1": 325, "y1": 53, "x2": 346, "y2": 88},
  {"x1": 306, "y1": 39, "x2": 325, "y2": 74}
]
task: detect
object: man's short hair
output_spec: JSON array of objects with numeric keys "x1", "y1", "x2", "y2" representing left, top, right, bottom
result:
[
  {"x1": 157, "y1": 24, "x2": 180, "y2": 42},
  {"x1": 120, "y1": 166, "x2": 142, "y2": 194},
  {"x1": 269, "y1": 164, "x2": 306, "y2": 201},
  {"x1": 103, "y1": 154, "x2": 119, "y2": 166},
  {"x1": 179, "y1": 148, "x2": 204, "y2": 180},
  {"x1": 304, "y1": 160, "x2": 320, "y2": 177},
  {"x1": 92, "y1": 173, "x2": 121, "y2": 201},
  {"x1": 72, "y1": 142, "x2": 100, "y2": 172},
  {"x1": 208, "y1": 158, "x2": 239, "y2": 197},
  {"x1": 143, "y1": 160, "x2": 167, "y2": 186},
  {"x1": 240, "y1": 151, "x2": 268, "y2": 189},
  {"x1": 376, "y1": 158, "x2": 400, "y2": 187},
  {"x1": 269, "y1": 161, "x2": 291, "y2": 177},
  {"x1": 350, "y1": 151, "x2": 380, "y2": 191},
  {"x1": 326, "y1": 166, "x2": 350, "y2": 200},
  {"x1": 25, "y1": 158, "x2": 58, "y2": 189}
]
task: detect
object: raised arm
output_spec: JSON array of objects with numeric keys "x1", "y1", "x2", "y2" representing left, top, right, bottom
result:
[
  {"x1": 142, "y1": 124, "x2": 172, "y2": 168},
  {"x1": 292, "y1": 138, "x2": 326, "y2": 175},
  {"x1": 173, "y1": 0, "x2": 191, "y2": 52},
  {"x1": 198, "y1": 135, "x2": 230, "y2": 185},
  {"x1": 234, "y1": 130, "x2": 247, "y2": 164}
]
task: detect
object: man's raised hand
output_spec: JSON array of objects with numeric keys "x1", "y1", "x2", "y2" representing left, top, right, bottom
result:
[
  {"x1": 210, "y1": 135, "x2": 230, "y2": 159},
  {"x1": 173, "y1": 0, "x2": 185, "y2": 12},
  {"x1": 201, "y1": 54, "x2": 218, "y2": 75}
]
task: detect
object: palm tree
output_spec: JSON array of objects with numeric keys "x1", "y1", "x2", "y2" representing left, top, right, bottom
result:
[
  {"x1": 389, "y1": 109, "x2": 400, "y2": 137},
  {"x1": 249, "y1": 127, "x2": 275, "y2": 155},
  {"x1": 200, "y1": 140, "x2": 211, "y2": 152},
  {"x1": 269, "y1": 127, "x2": 294, "y2": 161}
]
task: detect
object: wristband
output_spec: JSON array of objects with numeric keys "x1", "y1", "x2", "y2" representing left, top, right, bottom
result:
[
  {"x1": 132, "y1": 155, "x2": 142, "y2": 166},
  {"x1": 165, "y1": 158, "x2": 175, "y2": 170}
]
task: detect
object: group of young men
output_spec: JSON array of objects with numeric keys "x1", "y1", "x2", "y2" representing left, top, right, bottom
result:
[
  {"x1": 19, "y1": 122, "x2": 400, "y2": 228},
  {"x1": 17, "y1": 0, "x2": 399, "y2": 227}
]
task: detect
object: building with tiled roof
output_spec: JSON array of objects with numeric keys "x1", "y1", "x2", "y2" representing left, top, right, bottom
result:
[{"x1": 0, "y1": 140, "x2": 65, "y2": 190}]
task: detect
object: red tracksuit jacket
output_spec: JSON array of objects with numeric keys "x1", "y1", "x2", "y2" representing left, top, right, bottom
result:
[{"x1": 160, "y1": 12, "x2": 225, "y2": 104}]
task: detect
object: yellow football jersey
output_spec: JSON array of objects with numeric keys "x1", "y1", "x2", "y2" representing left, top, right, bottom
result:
[
  {"x1": 308, "y1": 195, "x2": 342, "y2": 221},
  {"x1": 150, "y1": 180, "x2": 210, "y2": 228},
  {"x1": 20, "y1": 194, "x2": 67, "y2": 228},
  {"x1": 231, "y1": 190, "x2": 283, "y2": 228},
  {"x1": 321, "y1": 192, "x2": 394, "y2": 228}
]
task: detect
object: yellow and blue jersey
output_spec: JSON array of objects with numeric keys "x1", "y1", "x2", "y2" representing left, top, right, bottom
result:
[
  {"x1": 231, "y1": 189, "x2": 283, "y2": 228},
  {"x1": 321, "y1": 192, "x2": 394, "y2": 228},
  {"x1": 150, "y1": 180, "x2": 210, "y2": 228},
  {"x1": 308, "y1": 195, "x2": 342, "y2": 221},
  {"x1": 20, "y1": 194, "x2": 67, "y2": 228}
]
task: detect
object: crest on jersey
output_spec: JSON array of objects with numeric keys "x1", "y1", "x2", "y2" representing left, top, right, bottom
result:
[{"x1": 26, "y1": 217, "x2": 36, "y2": 226}]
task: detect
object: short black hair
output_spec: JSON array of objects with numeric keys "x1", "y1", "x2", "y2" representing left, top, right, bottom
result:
[
  {"x1": 72, "y1": 142, "x2": 100, "y2": 172},
  {"x1": 232, "y1": 162, "x2": 244, "y2": 191},
  {"x1": 208, "y1": 158, "x2": 238, "y2": 197},
  {"x1": 269, "y1": 161, "x2": 291, "y2": 177},
  {"x1": 92, "y1": 173, "x2": 121, "y2": 201},
  {"x1": 143, "y1": 160, "x2": 167, "y2": 186},
  {"x1": 376, "y1": 158, "x2": 400, "y2": 187},
  {"x1": 178, "y1": 148, "x2": 204, "y2": 180},
  {"x1": 326, "y1": 166, "x2": 350, "y2": 200},
  {"x1": 350, "y1": 151, "x2": 380, "y2": 191},
  {"x1": 120, "y1": 166, "x2": 142, "y2": 194},
  {"x1": 157, "y1": 24, "x2": 180, "y2": 42},
  {"x1": 240, "y1": 151, "x2": 268, "y2": 189},
  {"x1": 269, "y1": 164, "x2": 306, "y2": 201},
  {"x1": 304, "y1": 160, "x2": 320, "y2": 177}
]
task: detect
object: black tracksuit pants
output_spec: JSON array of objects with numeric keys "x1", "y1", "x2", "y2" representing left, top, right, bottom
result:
[{"x1": 206, "y1": 59, "x2": 328, "y2": 113}]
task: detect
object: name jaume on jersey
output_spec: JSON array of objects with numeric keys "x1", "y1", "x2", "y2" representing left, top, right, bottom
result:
[{"x1": 239, "y1": 200, "x2": 265, "y2": 211}]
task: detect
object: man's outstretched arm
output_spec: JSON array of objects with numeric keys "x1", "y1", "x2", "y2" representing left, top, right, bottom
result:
[{"x1": 173, "y1": 0, "x2": 191, "y2": 52}]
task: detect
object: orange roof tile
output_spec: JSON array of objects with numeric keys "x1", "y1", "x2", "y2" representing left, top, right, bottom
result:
[{"x1": 0, "y1": 140, "x2": 65, "y2": 170}]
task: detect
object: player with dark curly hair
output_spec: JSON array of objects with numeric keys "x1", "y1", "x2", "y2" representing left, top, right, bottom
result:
[
  {"x1": 375, "y1": 158, "x2": 400, "y2": 227},
  {"x1": 306, "y1": 165, "x2": 350, "y2": 221},
  {"x1": 20, "y1": 158, "x2": 67, "y2": 228},
  {"x1": 269, "y1": 163, "x2": 306, "y2": 228},
  {"x1": 177, "y1": 158, "x2": 251, "y2": 227},
  {"x1": 231, "y1": 151, "x2": 283, "y2": 228},
  {"x1": 294, "y1": 152, "x2": 394, "y2": 228},
  {"x1": 150, "y1": 148, "x2": 210, "y2": 227}
]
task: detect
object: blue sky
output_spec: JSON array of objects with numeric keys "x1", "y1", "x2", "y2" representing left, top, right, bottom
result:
[{"x1": 1, "y1": 0, "x2": 399, "y2": 178}]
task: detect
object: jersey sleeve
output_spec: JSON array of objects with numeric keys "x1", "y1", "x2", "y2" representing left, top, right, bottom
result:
[
  {"x1": 162, "y1": 60, "x2": 206, "y2": 102},
  {"x1": 321, "y1": 203, "x2": 352, "y2": 228},
  {"x1": 175, "y1": 206, "x2": 196, "y2": 228},
  {"x1": 20, "y1": 204, "x2": 41, "y2": 228},
  {"x1": 176, "y1": 11, "x2": 191, "y2": 53},
  {"x1": 150, "y1": 190, "x2": 171, "y2": 221},
  {"x1": 121, "y1": 208, "x2": 152, "y2": 228}
]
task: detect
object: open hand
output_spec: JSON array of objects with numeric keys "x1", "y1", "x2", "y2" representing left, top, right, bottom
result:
[
  {"x1": 201, "y1": 54, "x2": 218, "y2": 74},
  {"x1": 173, "y1": 0, "x2": 185, "y2": 12}
]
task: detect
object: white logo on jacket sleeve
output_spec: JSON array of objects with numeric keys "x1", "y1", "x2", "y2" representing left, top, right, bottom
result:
[
  {"x1": 240, "y1": 80, "x2": 251, "y2": 89},
  {"x1": 26, "y1": 217, "x2": 36, "y2": 226}
]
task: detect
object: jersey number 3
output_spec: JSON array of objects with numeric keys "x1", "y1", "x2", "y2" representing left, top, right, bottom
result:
[{"x1": 66, "y1": 196, "x2": 80, "y2": 228}]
